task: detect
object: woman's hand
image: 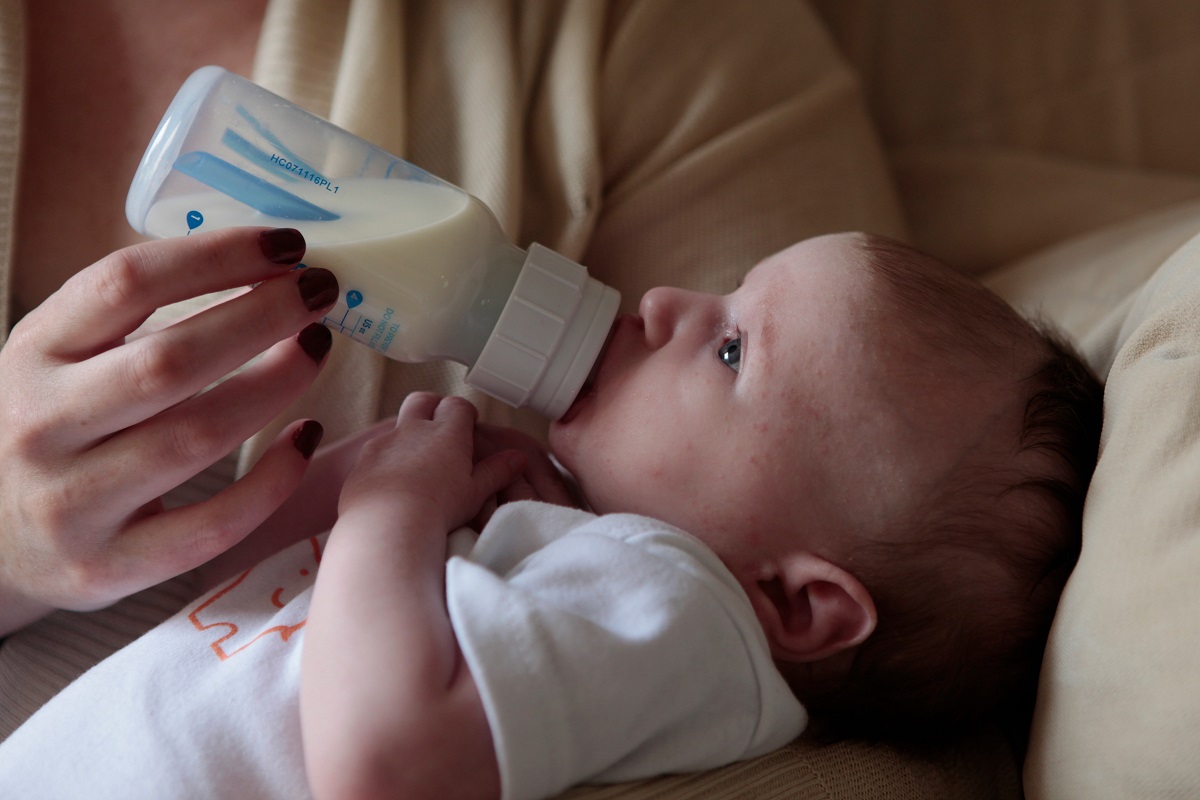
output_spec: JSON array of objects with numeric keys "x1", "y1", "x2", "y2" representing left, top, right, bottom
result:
[
  {"x1": 195, "y1": 418, "x2": 396, "y2": 591},
  {"x1": 0, "y1": 227, "x2": 338, "y2": 634}
]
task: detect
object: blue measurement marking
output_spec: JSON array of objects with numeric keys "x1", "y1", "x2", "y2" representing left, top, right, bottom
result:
[
  {"x1": 322, "y1": 308, "x2": 362, "y2": 335},
  {"x1": 173, "y1": 151, "x2": 339, "y2": 221}
]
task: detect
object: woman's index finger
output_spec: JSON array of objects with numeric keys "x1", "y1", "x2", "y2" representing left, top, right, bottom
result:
[{"x1": 34, "y1": 227, "x2": 304, "y2": 357}]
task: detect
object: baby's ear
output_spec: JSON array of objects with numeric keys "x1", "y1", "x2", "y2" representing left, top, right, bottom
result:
[{"x1": 744, "y1": 553, "x2": 877, "y2": 664}]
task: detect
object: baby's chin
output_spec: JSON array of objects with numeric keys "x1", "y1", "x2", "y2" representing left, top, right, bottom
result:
[
  {"x1": 547, "y1": 404, "x2": 582, "y2": 445},
  {"x1": 544, "y1": 428, "x2": 600, "y2": 510},
  {"x1": 546, "y1": 423, "x2": 575, "y2": 474}
]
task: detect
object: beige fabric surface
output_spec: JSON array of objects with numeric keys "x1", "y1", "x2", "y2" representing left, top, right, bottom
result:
[
  {"x1": 812, "y1": 0, "x2": 1200, "y2": 273},
  {"x1": 563, "y1": 726, "x2": 1019, "y2": 800},
  {"x1": 805, "y1": 6, "x2": 1200, "y2": 797},
  {"x1": 986, "y1": 207, "x2": 1200, "y2": 800}
]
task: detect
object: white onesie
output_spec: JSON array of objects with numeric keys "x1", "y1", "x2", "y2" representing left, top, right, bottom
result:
[{"x1": 0, "y1": 501, "x2": 806, "y2": 799}]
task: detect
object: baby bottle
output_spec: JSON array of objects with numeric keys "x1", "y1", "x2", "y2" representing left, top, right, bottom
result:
[{"x1": 126, "y1": 66, "x2": 619, "y2": 420}]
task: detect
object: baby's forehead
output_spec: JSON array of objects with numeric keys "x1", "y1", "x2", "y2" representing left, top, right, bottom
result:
[
  {"x1": 750, "y1": 232, "x2": 970, "y2": 309},
  {"x1": 855, "y1": 237, "x2": 1036, "y2": 361},
  {"x1": 747, "y1": 233, "x2": 1039, "y2": 386}
]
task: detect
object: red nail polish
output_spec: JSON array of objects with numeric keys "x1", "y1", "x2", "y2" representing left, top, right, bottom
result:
[
  {"x1": 292, "y1": 420, "x2": 324, "y2": 460},
  {"x1": 259, "y1": 228, "x2": 306, "y2": 265},
  {"x1": 297, "y1": 323, "x2": 333, "y2": 363},
  {"x1": 297, "y1": 268, "x2": 338, "y2": 311}
]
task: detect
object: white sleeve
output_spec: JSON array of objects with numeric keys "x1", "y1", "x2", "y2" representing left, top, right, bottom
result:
[{"x1": 446, "y1": 502, "x2": 807, "y2": 800}]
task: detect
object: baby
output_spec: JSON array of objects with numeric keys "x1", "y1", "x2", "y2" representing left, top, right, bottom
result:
[
  {"x1": 547, "y1": 231, "x2": 1101, "y2": 730},
  {"x1": 0, "y1": 233, "x2": 1102, "y2": 800},
  {"x1": 302, "y1": 232, "x2": 1102, "y2": 797}
]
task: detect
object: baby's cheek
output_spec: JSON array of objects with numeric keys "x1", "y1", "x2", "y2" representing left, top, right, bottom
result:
[{"x1": 737, "y1": 519, "x2": 767, "y2": 550}]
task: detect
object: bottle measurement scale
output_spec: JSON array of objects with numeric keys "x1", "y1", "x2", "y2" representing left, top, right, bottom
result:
[
  {"x1": 128, "y1": 66, "x2": 618, "y2": 418},
  {"x1": 326, "y1": 288, "x2": 369, "y2": 338}
]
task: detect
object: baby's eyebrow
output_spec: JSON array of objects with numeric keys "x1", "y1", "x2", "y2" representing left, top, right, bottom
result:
[
  {"x1": 737, "y1": 261, "x2": 768, "y2": 290},
  {"x1": 756, "y1": 306, "x2": 778, "y2": 363}
]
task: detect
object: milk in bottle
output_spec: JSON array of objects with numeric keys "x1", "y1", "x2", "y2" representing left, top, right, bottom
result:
[{"x1": 127, "y1": 67, "x2": 618, "y2": 419}]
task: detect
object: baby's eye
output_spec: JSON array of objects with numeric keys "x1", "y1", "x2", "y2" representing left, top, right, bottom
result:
[{"x1": 718, "y1": 336, "x2": 742, "y2": 373}]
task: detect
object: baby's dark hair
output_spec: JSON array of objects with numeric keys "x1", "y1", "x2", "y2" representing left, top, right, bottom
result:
[{"x1": 785, "y1": 234, "x2": 1104, "y2": 741}]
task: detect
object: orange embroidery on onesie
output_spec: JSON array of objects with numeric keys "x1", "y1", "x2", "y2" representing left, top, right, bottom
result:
[{"x1": 189, "y1": 537, "x2": 323, "y2": 661}]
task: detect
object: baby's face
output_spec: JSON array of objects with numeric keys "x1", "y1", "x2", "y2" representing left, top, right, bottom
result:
[{"x1": 549, "y1": 233, "x2": 1015, "y2": 574}]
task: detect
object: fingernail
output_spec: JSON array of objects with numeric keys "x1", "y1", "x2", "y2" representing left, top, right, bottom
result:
[
  {"x1": 297, "y1": 268, "x2": 338, "y2": 311},
  {"x1": 292, "y1": 420, "x2": 324, "y2": 460},
  {"x1": 297, "y1": 323, "x2": 333, "y2": 363},
  {"x1": 259, "y1": 228, "x2": 306, "y2": 265}
]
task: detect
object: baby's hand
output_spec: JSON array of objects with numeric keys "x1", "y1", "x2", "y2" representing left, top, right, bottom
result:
[
  {"x1": 473, "y1": 424, "x2": 582, "y2": 526},
  {"x1": 338, "y1": 393, "x2": 526, "y2": 533}
]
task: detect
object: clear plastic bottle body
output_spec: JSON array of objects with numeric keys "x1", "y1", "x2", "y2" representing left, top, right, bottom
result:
[
  {"x1": 145, "y1": 180, "x2": 525, "y2": 366},
  {"x1": 128, "y1": 67, "x2": 618, "y2": 418},
  {"x1": 304, "y1": 209, "x2": 527, "y2": 366}
]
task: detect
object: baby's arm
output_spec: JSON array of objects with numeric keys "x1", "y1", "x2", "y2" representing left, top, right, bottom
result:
[{"x1": 301, "y1": 394, "x2": 525, "y2": 800}]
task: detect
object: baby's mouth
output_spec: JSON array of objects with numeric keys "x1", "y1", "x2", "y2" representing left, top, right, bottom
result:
[{"x1": 558, "y1": 319, "x2": 618, "y2": 423}]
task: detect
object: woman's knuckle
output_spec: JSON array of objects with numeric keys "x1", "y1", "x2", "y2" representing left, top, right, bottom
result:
[
  {"x1": 187, "y1": 503, "x2": 259, "y2": 565},
  {"x1": 3, "y1": 406, "x2": 51, "y2": 456},
  {"x1": 122, "y1": 338, "x2": 187, "y2": 405},
  {"x1": 13, "y1": 483, "x2": 68, "y2": 542},
  {"x1": 45, "y1": 547, "x2": 112, "y2": 608},
  {"x1": 39, "y1": 497, "x2": 75, "y2": 537},
  {"x1": 163, "y1": 414, "x2": 221, "y2": 466},
  {"x1": 189, "y1": 519, "x2": 238, "y2": 563},
  {"x1": 93, "y1": 247, "x2": 152, "y2": 312},
  {"x1": 3, "y1": 316, "x2": 39, "y2": 354}
]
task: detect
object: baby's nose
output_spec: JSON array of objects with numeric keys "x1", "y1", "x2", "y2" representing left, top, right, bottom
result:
[{"x1": 639, "y1": 286, "x2": 688, "y2": 349}]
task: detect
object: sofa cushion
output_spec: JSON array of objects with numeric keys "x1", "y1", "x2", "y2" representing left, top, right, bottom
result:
[{"x1": 987, "y1": 200, "x2": 1200, "y2": 799}]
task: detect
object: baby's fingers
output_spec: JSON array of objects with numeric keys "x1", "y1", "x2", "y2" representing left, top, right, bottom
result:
[
  {"x1": 468, "y1": 451, "x2": 527, "y2": 518},
  {"x1": 522, "y1": 453, "x2": 579, "y2": 508},
  {"x1": 395, "y1": 391, "x2": 444, "y2": 424}
]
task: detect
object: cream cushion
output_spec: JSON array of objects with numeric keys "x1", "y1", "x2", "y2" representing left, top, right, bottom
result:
[{"x1": 987, "y1": 201, "x2": 1200, "y2": 800}]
